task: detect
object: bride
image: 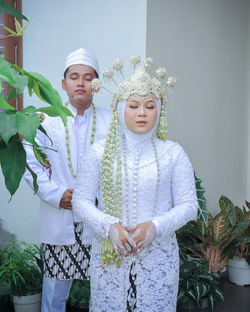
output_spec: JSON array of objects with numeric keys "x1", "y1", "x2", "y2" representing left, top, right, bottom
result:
[{"x1": 72, "y1": 57, "x2": 198, "y2": 312}]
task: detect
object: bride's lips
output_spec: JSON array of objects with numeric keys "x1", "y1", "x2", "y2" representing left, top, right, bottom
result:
[{"x1": 136, "y1": 121, "x2": 147, "y2": 124}]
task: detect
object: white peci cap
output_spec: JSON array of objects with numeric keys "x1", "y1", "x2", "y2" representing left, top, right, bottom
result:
[{"x1": 64, "y1": 48, "x2": 99, "y2": 76}]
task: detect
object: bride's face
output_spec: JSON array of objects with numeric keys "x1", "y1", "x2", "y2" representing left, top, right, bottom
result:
[{"x1": 124, "y1": 94, "x2": 157, "y2": 134}]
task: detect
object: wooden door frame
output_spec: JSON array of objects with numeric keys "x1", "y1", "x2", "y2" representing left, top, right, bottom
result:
[{"x1": 3, "y1": 0, "x2": 23, "y2": 110}]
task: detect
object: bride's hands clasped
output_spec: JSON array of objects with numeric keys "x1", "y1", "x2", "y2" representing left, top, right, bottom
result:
[
  {"x1": 108, "y1": 223, "x2": 137, "y2": 258},
  {"x1": 127, "y1": 222, "x2": 156, "y2": 252},
  {"x1": 108, "y1": 222, "x2": 156, "y2": 257}
]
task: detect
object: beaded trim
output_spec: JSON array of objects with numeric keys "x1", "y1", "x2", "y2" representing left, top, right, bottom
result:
[{"x1": 64, "y1": 101, "x2": 96, "y2": 178}]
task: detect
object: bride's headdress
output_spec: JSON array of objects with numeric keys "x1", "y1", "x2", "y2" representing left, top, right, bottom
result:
[{"x1": 92, "y1": 55, "x2": 177, "y2": 141}]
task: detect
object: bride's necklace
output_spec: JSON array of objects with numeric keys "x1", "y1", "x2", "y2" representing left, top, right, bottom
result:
[{"x1": 64, "y1": 101, "x2": 96, "y2": 178}]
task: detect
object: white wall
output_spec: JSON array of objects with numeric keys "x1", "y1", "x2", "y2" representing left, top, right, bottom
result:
[
  {"x1": 0, "y1": 0, "x2": 147, "y2": 243},
  {"x1": 147, "y1": 0, "x2": 249, "y2": 213}
]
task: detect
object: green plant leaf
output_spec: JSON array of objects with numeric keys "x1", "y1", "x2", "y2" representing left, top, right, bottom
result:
[
  {"x1": 37, "y1": 125, "x2": 53, "y2": 146},
  {"x1": 195, "y1": 173, "x2": 209, "y2": 226},
  {"x1": 208, "y1": 293, "x2": 216, "y2": 310},
  {"x1": 0, "y1": 111, "x2": 17, "y2": 144},
  {"x1": 14, "y1": 18, "x2": 22, "y2": 34},
  {"x1": 219, "y1": 195, "x2": 237, "y2": 226},
  {"x1": 0, "y1": 95, "x2": 16, "y2": 110},
  {"x1": 23, "y1": 105, "x2": 37, "y2": 113},
  {"x1": 26, "y1": 72, "x2": 69, "y2": 122},
  {"x1": 0, "y1": 135, "x2": 26, "y2": 197},
  {"x1": 21, "y1": 19, "x2": 31, "y2": 32},
  {"x1": 6, "y1": 85, "x2": 16, "y2": 100},
  {"x1": 25, "y1": 163, "x2": 38, "y2": 194},
  {"x1": 36, "y1": 106, "x2": 61, "y2": 117},
  {"x1": 9, "y1": 68, "x2": 28, "y2": 97},
  {"x1": 0, "y1": 0, "x2": 28, "y2": 20},
  {"x1": 16, "y1": 111, "x2": 40, "y2": 144},
  {"x1": 3, "y1": 25, "x2": 17, "y2": 36},
  {"x1": 0, "y1": 57, "x2": 17, "y2": 85}
]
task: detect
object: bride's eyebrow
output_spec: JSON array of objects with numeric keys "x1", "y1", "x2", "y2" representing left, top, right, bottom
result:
[{"x1": 128, "y1": 100, "x2": 139, "y2": 103}]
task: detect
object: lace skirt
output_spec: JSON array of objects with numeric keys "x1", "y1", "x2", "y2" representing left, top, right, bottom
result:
[
  {"x1": 89, "y1": 233, "x2": 179, "y2": 312},
  {"x1": 42, "y1": 222, "x2": 91, "y2": 280}
]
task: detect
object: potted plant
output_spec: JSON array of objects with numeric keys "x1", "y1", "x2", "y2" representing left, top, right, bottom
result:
[
  {"x1": 177, "y1": 259, "x2": 224, "y2": 311},
  {"x1": 177, "y1": 195, "x2": 249, "y2": 274},
  {"x1": 67, "y1": 279, "x2": 90, "y2": 312},
  {"x1": 177, "y1": 179, "x2": 224, "y2": 310},
  {"x1": 227, "y1": 200, "x2": 250, "y2": 286},
  {"x1": 0, "y1": 238, "x2": 43, "y2": 312}
]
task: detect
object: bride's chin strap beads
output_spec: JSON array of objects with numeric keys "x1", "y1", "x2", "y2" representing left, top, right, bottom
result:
[{"x1": 93, "y1": 55, "x2": 177, "y2": 267}]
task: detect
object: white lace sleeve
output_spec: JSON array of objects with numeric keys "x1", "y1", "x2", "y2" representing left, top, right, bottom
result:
[
  {"x1": 72, "y1": 144, "x2": 119, "y2": 239},
  {"x1": 152, "y1": 145, "x2": 198, "y2": 238}
]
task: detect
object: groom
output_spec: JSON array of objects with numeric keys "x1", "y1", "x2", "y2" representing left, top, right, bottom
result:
[{"x1": 24, "y1": 48, "x2": 112, "y2": 311}]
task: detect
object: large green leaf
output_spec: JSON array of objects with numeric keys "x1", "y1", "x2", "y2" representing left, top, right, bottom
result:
[
  {"x1": 25, "y1": 163, "x2": 38, "y2": 194},
  {"x1": 0, "y1": 95, "x2": 16, "y2": 110},
  {"x1": 0, "y1": 111, "x2": 17, "y2": 144},
  {"x1": 5, "y1": 85, "x2": 16, "y2": 100},
  {"x1": 219, "y1": 195, "x2": 237, "y2": 226},
  {"x1": 0, "y1": 134, "x2": 26, "y2": 197},
  {"x1": 9, "y1": 68, "x2": 28, "y2": 97},
  {"x1": 24, "y1": 71, "x2": 70, "y2": 125},
  {"x1": 195, "y1": 173, "x2": 208, "y2": 226},
  {"x1": 0, "y1": 0, "x2": 28, "y2": 20},
  {"x1": 0, "y1": 57, "x2": 17, "y2": 85},
  {"x1": 16, "y1": 111, "x2": 40, "y2": 144},
  {"x1": 37, "y1": 125, "x2": 53, "y2": 146},
  {"x1": 26, "y1": 72, "x2": 62, "y2": 107},
  {"x1": 23, "y1": 105, "x2": 37, "y2": 113},
  {"x1": 36, "y1": 106, "x2": 63, "y2": 117},
  {"x1": 37, "y1": 105, "x2": 73, "y2": 118}
]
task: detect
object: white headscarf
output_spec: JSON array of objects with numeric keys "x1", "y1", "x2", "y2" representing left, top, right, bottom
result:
[
  {"x1": 117, "y1": 98, "x2": 161, "y2": 151},
  {"x1": 64, "y1": 48, "x2": 99, "y2": 76}
]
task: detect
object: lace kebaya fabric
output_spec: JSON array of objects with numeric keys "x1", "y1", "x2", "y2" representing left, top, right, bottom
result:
[{"x1": 72, "y1": 138, "x2": 198, "y2": 312}]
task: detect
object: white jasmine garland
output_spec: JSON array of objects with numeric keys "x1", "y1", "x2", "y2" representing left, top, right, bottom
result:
[
  {"x1": 91, "y1": 78, "x2": 101, "y2": 92},
  {"x1": 144, "y1": 57, "x2": 154, "y2": 69},
  {"x1": 156, "y1": 67, "x2": 167, "y2": 79},
  {"x1": 102, "y1": 67, "x2": 114, "y2": 80},
  {"x1": 113, "y1": 58, "x2": 123, "y2": 71},
  {"x1": 167, "y1": 76, "x2": 177, "y2": 88},
  {"x1": 130, "y1": 55, "x2": 141, "y2": 66}
]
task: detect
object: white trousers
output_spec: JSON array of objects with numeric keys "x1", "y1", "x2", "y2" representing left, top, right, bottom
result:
[{"x1": 42, "y1": 276, "x2": 73, "y2": 312}]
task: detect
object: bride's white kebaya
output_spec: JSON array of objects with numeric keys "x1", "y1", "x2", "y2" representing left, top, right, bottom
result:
[{"x1": 72, "y1": 56, "x2": 198, "y2": 312}]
